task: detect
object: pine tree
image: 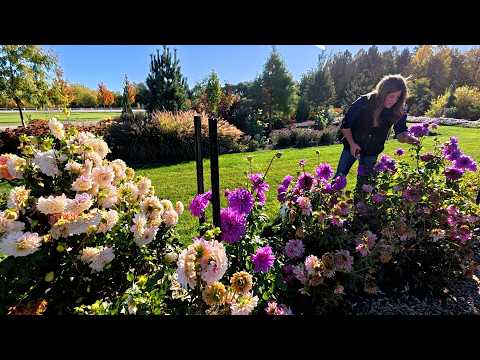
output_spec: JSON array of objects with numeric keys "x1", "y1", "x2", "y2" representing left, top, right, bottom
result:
[
  {"x1": 326, "y1": 50, "x2": 354, "y2": 106},
  {"x1": 205, "y1": 70, "x2": 223, "y2": 116},
  {"x1": 344, "y1": 70, "x2": 373, "y2": 106},
  {"x1": 252, "y1": 46, "x2": 298, "y2": 131},
  {"x1": 145, "y1": 46, "x2": 189, "y2": 113}
]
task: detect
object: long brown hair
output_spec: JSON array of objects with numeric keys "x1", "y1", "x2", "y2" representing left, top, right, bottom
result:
[{"x1": 366, "y1": 74, "x2": 410, "y2": 127}]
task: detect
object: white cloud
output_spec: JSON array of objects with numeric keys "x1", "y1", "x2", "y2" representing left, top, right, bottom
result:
[{"x1": 315, "y1": 45, "x2": 326, "y2": 50}]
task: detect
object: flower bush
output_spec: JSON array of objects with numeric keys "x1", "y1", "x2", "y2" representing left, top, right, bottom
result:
[
  {"x1": 0, "y1": 118, "x2": 183, "y2": 315},
  {"x1": 352, "y1": 123, "x2": 480, "y2": 297}
]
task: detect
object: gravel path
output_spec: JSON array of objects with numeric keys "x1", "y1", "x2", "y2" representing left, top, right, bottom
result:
[{"x1": 351, "y1": 274, "x2": 480, "y2": 315}]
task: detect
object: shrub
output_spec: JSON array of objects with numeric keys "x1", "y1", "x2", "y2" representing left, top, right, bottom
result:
[
  {"x1": 454, "y1": 86, "x2": 480, "y2": 120},
  {"x1": 0, "y1": 119, "x2": 183, "y2": 315},
  {"x1": 426, "y1": 93, "x2": 448, "y2": 118},
  {"x1": 270, "y1": 127, "x2": 339, "y2": 149},
  {"x1": 0, "y1": 119, "x2": 112, "y2": 156},
  {"x1": 104, "y1": 111, "x2": 245, "y2": 165}
]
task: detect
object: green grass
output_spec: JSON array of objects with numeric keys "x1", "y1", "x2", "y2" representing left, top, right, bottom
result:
[
  {"x1": 135, "y1": 126, "x2": 480, "y2": 243},
  {"x1": 0, "y1": 111, "x2": 120, "y2": 125},
  {"x1": 1, "y1": 125, "x2": 479, "y2": 244}
]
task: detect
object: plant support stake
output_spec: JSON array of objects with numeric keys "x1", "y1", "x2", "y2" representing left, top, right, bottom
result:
[{"x1": 209, "y1": 117, "x2": 221, "y2": 231}]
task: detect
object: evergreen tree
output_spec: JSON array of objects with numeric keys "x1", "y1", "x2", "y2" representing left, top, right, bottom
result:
[
  {"x1": 252, "y1": 46, "x2": 298, "y2": 131},
  {"x1": 121, "y1": 75, "x2": 133, "y2": 116},
  {"x1": 145, "y1": 46, "x2": 189, "y2": 113},
  {"x1": 407, "y1": 77, "x2": 433, "y2": 116},
  {"x1": 205, "y1": 70, "x2": 223, "y2": 116},
  {"x1": 327, "y1": 50, "x2": 354, "y2": 106},
  {"x1": 344, "y1": 70, "x2": 373, "y2": 106}
]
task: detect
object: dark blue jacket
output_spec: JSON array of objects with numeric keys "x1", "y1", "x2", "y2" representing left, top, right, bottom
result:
[{"x1": 340, "y1": 95, "x2": 408, "y2": 156}]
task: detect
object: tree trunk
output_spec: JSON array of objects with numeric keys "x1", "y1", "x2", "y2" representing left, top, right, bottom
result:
[{"x1": 15, "y1": 99, "x2": 25, "y2": 128}]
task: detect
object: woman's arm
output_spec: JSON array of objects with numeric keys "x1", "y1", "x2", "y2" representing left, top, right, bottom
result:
[
  {"x1": 340, "y1": 97, "x2": 367, "y2": 157},
  {"x1": 341, "y1": 128, "x2": 362, "y2": 157}
]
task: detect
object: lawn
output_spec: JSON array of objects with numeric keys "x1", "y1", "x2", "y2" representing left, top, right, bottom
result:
[
  {"x1": 135, "y1": 126, "x2": 480, "y2": 244},
  {"x1": 0, "y1": 125, "x2": 478, "y2": 244},
  {"x1": 0, "y1": 111, "x2": 120, "y2": 125}
]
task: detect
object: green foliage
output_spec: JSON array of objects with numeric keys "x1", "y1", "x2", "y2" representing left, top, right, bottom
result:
[
  {"x1": 145, "y1": 46, "x2": 189, "y2": 113},
  {"x1": 407, "y1": 78, "x2": 433, "y2": 116}
]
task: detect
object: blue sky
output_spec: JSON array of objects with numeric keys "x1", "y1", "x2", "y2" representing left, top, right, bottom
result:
[{"x1": 43, "y1": 45, "x2": 479, "y2": 93}]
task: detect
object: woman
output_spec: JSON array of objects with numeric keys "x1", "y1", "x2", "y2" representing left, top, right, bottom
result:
[{"x1": 334, "y1": 74, "x2": 419, "y2": 183}]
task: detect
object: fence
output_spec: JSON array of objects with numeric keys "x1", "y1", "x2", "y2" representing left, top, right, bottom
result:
[{"x1": 0, "y1": 108, "x2": 146, "y2": 113}]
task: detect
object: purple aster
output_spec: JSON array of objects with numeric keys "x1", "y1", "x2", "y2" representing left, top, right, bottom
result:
[
  {"x1": 281, "y1": 264, "x2": 296, "y2": 283},
  {"x1": 442, "y1": 137, "x2": 462, "y2": 161},
  {"x1": 408, "y1": 123, "x2": 429, "y2": 138},
  {"x1": 298, "y1": 159, "x2": 306, "y2": 167},
  {"x1": 454, "y1": 155, "x2": 477, "y2": 172},
  {"x1": 251, "y1": 246, "x2": 276, "y2": 273},
  {"x1": 296, "y1": 172, "x2": 315, "y2": 191},
  {"x1": 374, "y1": 155, "x2": 396, "y2": 173},
  {"x1": 220, "y1": 207, "x2": 247, "y2": 244},
  {"x1": 284, "y1": 239, "x2": 305, "y2": 259},
  {"x1": 248, "y1": 173, "x2": 270, "y2": 205},
  {"x1": 372, "y1": 193, "x2": 385, "y2": 204},
  {"x1": 331, "y1": 175, "x2": 347, "y2": 191},
  {"x1": 227, "y1": 188, "x2": 254, "y2": 215},
  {"x1": 277, "y1": 175, "x2": 293, "y2": 202},
  {"x1": 334, "y1": 250, "x2": 354, "y2": 272},
  {"x1": 281, "y1": 175, "x2": 293, "y2": 188},
  {"x1": 316, "y1": 162, "x2": 334, "y2": 180},
  {"x1": 189, "y1": 191, "x2": 212, "y2": 217},
  {"x1": 445, "y1": 166, "x2": 464, "y2": 181},
  {"x1": 362, "y1": 184, "x2": 374, "y2": 193},
  {"x1": 395, "y1": 148, "x2": 405, "y2": 156},
  {"x1": 356, "y1": 201, "x2": 369, "y2": 216}
]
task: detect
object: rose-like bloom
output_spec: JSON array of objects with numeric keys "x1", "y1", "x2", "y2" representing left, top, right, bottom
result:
[
  {"x1": 200, "y1": 240, "x2": 229, "y2": 284},
  {"x1": 334, "y1": 201, "x2": 350, "y2": 216},
  {"x1": 119, "y1": 182, "x2": 139, "y2": 202},
  {"x1": 189, "y1": 191, "x2": 212, "y2": 218},
  {"x1": 202, "y1": 282, "x2": 227, "y2": 306},
  {"x1": 96, "y1": 209, "x2": 119, "y2": 233},
  {"x1": 331, "y1": 175, "x2": 347, "y2": 191},
  {"x1": 79, "y1": 246, "x2": 115, "y2": 273},
  {"x1": 284, "y1": 239, "x2": 305, "y2": 259},
  {"x1": 66, "y1": 193, "x2": 93, "y2": 215},
  {"x1": 0, "y1": 154, "x2": 16, "y2": 180},
  {"x1": 0, "y1": 231, "x2": 42, "y2": 257},
  {"x1": 362, "y1": 184, "x2": 374, "y2": 193},
  {"x1": 445, "y1": 166, "x2": 464, "y2": 181},
  {"x1": 0, "y1": 211, "x2": 25, "y2": 235},
  {"x1": 454, "y1": 155, "x2": 477, "y2": 172},
  {"x1": 131, "y1": 212, "x2": 148, "y2": 237},
  {"x1": 7, "y1": 186, "x2": 30, "y2": 211},
  {"x1": 296, "y1": 196, "x2": 312, "y2": 216},
  {"x1": 48, "y1": 118, "x2": 65, "y2": 140},
  {"x1": 175, "y1": 201, "x2": 184, "y2": 215},
  {"x1": 97, "y1": 185, "x2": 118, "y2": 208},
  {"x1": 334, "y1": 250, "x2": 354, "y2": 272},
  {"x1": 395, "y1": 148, "x2": 405, "y2": 156},
  {"x1": 33, "y1": 150, "x2": 60, "y2": 177},
  {"x1": 230, "y1": 293, "x2": 258, "y2": 315},
  {"x1": 50, "y1": 209, "x2": 101, "y2": 239},
  {"x1": 71, "y1": 175, "x2": 93, "y2": 192},
  {"x1": 137, "y1": 176, "x2": 152, "y2": 198},
  {"x1": 251, "y1": 246, "x2": 275, "y2": 273},
  {"x1": 162, "y1": 209, "x2": 179, "y2": 226},
  {"x1": 316, "y1": 162, "x2": 333, "y2": 180},
  {"x1": 36, "y1": 194, "x2": 68, "y2": 215},
  {"x1": 110, "y1": 159, "x2": 127, "y2": 180},
  {"x1": 230, "y1": 271, "x2": 253, "y2": 294},
  {"x1": 296, "y1": 172, "x2": 314, "y2": 191},
  {"x1": 265, "y1": 302, "x2": 293, "y2": 315},
  {"x1": 140, "y1": 196, "x2": 162, "y2": 213},
  {"x1": 134, "y1": 226, "x2": 158, "y2": 247},
  {"x1": 65, "y1": 160, "x2": 83, "y2": 175},
  {"x1": 220, "y1": 207, "x2": 247, "y2": 244},
  {"x1": 408, "y1": 123, "x2": 429, "y2": 138},
  {"x1": 6, "y1": 154, "x2": 26, "y2": 179},
  {"x1": 321, "y1": 253, "x2": 336, "y2": 278},
  {"x1": 83, "y1": 138, "x2": 110, "y2": 159},
  {"x1": 177, "y1": 239, "x2": 206, "y2": 289},
  {"x1": 227, "y1": 188, "x2": 254, "y2": 215},
  {"x1": 92, "y1": 166, "x2": 115, "y2": 187}
]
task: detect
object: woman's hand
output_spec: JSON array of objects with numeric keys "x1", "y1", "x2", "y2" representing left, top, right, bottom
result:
[{"x1": 349, "y1": 143, "x2": 362, "y2": 158}]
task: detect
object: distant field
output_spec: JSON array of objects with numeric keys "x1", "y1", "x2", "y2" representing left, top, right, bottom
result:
[{"x1": 0, "y1": 111, "x2": 121, "y2": 125}]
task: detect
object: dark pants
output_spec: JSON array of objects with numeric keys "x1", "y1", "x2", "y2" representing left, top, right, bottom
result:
[{"x1": 334, "y1": 148, "x2": 378, "y2": 189}]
